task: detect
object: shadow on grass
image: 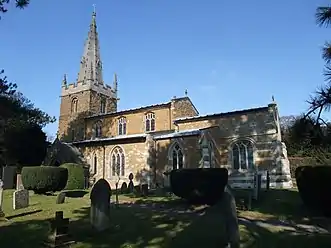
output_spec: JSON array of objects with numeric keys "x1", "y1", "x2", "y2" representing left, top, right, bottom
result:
[
  {"x1": 64, "y1": 190, "x2": 89, "y2": 198},
  {"x1": 6, "y1": 210, "x2": 43, "y2": 220},
  {"x1": 1, "y1": 193, "x2": 331, "y2": 248}
]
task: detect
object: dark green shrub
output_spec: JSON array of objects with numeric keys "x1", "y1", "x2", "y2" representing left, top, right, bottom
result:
[
  {"x1": 22, "y1": 166, "x2": 68, "y2": 194},
  {"x1": 170, "y1": 168, "x2": 228, "y2": 205},
  {"x1": 141, "y1": 184, "x2": 148, "y2": 197},
  {"x1": 60, "y1": 163, "x2": 85, "y2": 190},
  {"x1": 134, "y1": 185, "x2": 141, "y2": 197},
  {"x1": 295, "y1": 165, "x2": 331, "y2": 217},
  {"x1": 120, "y1": 182, "x2": 128, "y2": 194}
]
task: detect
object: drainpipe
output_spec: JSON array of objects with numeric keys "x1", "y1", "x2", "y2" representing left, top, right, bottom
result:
[{"x1": 102, "y1": 145, "x2": 106, "y2": 179}]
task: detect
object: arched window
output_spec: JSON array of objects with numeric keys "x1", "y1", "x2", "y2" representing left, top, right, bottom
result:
[
  {"x1": 145, "y1": 112, "x2": 155, "y2": 132},
  {"x1": 170, "y1": 143, "x2": 184, "y2": 170},
  {"x1": 94, "y1": 121, "x2": 102, "y2": 138},
  {"x1": 71, "y1": 98, "x2": 78, "y2": 113},
  {"x1": 91, "y1": 153, "x2": 97, "y2": 174},
  {"x1": 100, "y1": 99, "x2": 106, "y2": 114},
  {"x1": 111, "y1": 146, "x2": 125, "y2": 177},
  {"x1": 231, "y1": 140, "x2": 254, "y2": 170},
  {"x1": 118, "y1": 117, "x2": 127, "y2": 135}
]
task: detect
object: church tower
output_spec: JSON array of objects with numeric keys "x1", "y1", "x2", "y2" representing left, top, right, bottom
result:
[{"x1": 58, "y1": 10, "x2": 118, "y2": 141}]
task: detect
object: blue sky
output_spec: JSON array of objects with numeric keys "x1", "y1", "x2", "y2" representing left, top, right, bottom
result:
[{"x1": 0, "y1": 0, "x2": 330, "y2": 137}]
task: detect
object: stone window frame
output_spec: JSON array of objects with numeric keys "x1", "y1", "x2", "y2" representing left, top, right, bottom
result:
[
  {"x1": 100, "y1": 98, "x2": 106, "y2": 114},
  {"x1": 168, "y1": 141, "x2": 185, "y2": 170},
  {"x1": 110, "y1": 146, "x2": 125, "y2": 177},
  {"x1": 94, "y1": 120, "x2": 102, "y2": 138},
  {"x1": 118, "y1": 116, "x2": 127, "y2": 136},
  {"x1": 145, "y1": 112, "x2": 156, "y2": 132},
  {"x1": 90, "y1": 153, "x2": 98, "y2": 175},
  {"x1": 71, "y1": 97, "x2": 78, "y2": 113},
  {"x1": 229, "y1": 138, "x2": 256, "y2": 172}
]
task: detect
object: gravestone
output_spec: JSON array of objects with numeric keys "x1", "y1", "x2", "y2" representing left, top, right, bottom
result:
[
  {"x1": 120, "y1": 182, "x2": 128, "y2": 194},
  {"x1": 44, "y1": 211, "x2": 75, "y2": 247},
  {"x1": 128, "y1": 173, "x2": 134, "y2": 193},
  {"x1": 222, "y1": 186, "x2": 240, "y2": 248},
  {"x1": 13, "y1": 189, "x2": 29, "y2": 210},
  {"x1": 90, "y1": 178, "x2": 111, "y2": 231},
  {"x1": 16, "y1": 174, "x2": 24, "y2": 190},
  {"x1": 0, "y1": 179, "x2": 5, "y2": 218},
  {"x1": 56, "y1": 192, "x2": 66, "y2": 204}
]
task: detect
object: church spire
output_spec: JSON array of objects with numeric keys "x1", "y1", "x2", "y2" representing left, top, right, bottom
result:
[{"x1": 77, "y1": 7, "x2": 103, "y2": 85}]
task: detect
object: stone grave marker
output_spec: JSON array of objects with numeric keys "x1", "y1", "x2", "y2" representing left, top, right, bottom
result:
[
  {"x1": 44, "y1": 211, "x2": 75, "y2": 247},
  {"x1": 0, "y1": 179, "x2": 6, "y2": 218},
  {"x1": 222, "y1": 185, "x2": 240, "y2": 248},
  {"x1": 16, "y1": 173, "x2": 24, "y2": 190},
  {"x1": 13, "y1": 188, "x2": 29, "y2": 210},
  {"x1": 90, "y1": 178, "x2": 111, "y2": 231}
]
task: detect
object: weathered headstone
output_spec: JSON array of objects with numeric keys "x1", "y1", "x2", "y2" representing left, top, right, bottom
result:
[
  {"x1": 128, "y1": 173, "x2": 134, "y2": 193},
  {"x1": 222, "y1": 186, "x2": 240, "y2": 248},
  {"x1": 44, "y1": 211, "x2": 75, "y2": 247},
  {"x1": 56, "y1": 192, "x2": 66, "y2": 204},
  {"x1": 0, "y1": 179, "x2": 5, "y2": 218},
  {"x1": 16, "y1": 173, "x2": 24, "y2": 190},
  {"x1": 90, "y1": 178, "x2": 111, "y2": 231},
  {"x1": 13, "y1": 189, "x2": 29, "y2": 210}
]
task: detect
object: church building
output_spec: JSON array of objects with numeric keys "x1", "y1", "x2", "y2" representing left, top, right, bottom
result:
[{"x1": 54, "y1": 11, "x2": 292, "y2": 189}]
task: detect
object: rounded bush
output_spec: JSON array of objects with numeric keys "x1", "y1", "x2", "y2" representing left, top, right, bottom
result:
[
  {"x1": 60, "y1": 163, "x2": 85, "y2": 190},
  {"x1": 295, "y1": 165, "x2": 331, "y2": 217},
  {"x1": 22, "y1": 166, "x2": 68, "y2": 194},
  {"x1": 170, "y1": 168, "x2": 228, "y2": 205}
]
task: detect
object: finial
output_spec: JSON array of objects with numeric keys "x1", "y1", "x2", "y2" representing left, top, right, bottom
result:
[
  {"x1": 272, "y1": 95, "x2": 275, "y2": 102},
  {"x1": 62, "y1": 74, "x2": 67, "y2": 86},
  {"x1": 92, "y1": 4, "x2": 96, "y2": 16},
  {"x1": 185, "y1": 89, "x2": 188, "y2": 96}
]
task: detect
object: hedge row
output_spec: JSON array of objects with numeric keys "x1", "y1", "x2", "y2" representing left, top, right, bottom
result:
[
  {"x1": 22, "y1": 166, "x2": 68, "y2": 194},
  {"x1": 21, "y1": 163, "x2": 86, "y2": 194},
  {"x1": 170, "y1": 168, "x2": 228, "y2": 205},
  {"x1": 295, "y1": 165, "x2": 331, "y2": 217}
]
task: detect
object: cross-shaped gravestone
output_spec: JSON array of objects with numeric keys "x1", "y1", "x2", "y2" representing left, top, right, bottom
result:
[
  {"x1": 44, "y1": 211, "x2": 75, "y2": 247},
  {"x1": 0, "y1": 179, "x2": 5, "y2": 218}
]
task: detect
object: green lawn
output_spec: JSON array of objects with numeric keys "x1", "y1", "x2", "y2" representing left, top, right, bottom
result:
[{"x1": 0, "y1": 188, "x2": 331, "y2": 248}]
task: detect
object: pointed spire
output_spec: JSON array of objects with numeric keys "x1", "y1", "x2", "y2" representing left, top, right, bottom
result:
[
  {"x1": 77, "y1": 7, "x2": 103, "y2": 85},
  {"x1": 113, "y1": 73, "x2": 118, "y2": 93}
]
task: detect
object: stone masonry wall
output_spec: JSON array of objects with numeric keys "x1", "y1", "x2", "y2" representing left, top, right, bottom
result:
[{"x1": 81, "y1": 141, "x2": 147, "y2": 189}]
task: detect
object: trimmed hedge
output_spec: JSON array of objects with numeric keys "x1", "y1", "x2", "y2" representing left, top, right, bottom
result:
[
  {"x1": 295, "y1": 166, "x2": 331, "y2": 217},
  {"x1": 60, "y1": 163, "x2": 85, "y2": 190},
  {"x1": 22, "y1": 166, "x2": 68, "y2": 194},
  {"x1": 170, "y1": 168, "x2": 228, "y2": 205}
]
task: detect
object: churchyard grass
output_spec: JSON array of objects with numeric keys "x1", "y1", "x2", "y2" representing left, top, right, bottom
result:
[{"x1": 0, "y1": 188, "x2": 331, "y2": 248}]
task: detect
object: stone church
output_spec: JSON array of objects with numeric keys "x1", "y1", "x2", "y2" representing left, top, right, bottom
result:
[{"x1": 51, "y1": 11, "x2": 292, "y2": 189}]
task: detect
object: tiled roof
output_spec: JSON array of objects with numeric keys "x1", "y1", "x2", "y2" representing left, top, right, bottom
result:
[
  {"x1": 153, "y1": 129, "x2": 201, "y2": 140},
  {"x1": 174, "y1": 106, "x2": 270, "y2": 123},
  {"x1": 70, "y1": 133, "x2": 147, "y2": 145}
]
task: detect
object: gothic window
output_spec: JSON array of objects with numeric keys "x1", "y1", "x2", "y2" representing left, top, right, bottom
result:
[
  {"x1": 91, "y1": 153, "x2": 97, "y2": 174},
  {"x1": 145, "y1": 112, "x2": 155, "y2": 132},
  {"x1": 110, "y1": 146, "x2": 125, "y2": 177},
  {"x1": 100, "y1": 99, "x2": 106, "y2": 114},
  {"x1": 231, "y1": 140, "x2": 254, "y2": 170},
  {"x1": 95, "y1": 121, "x2": 102, "y2": 138},
  {"x1": 71, "y1": 98, "x2": 78, "y2": 113},
  {"x1": 170, "y1": 143, "x2": 184, "y2": 170},
  {"x1": 118, "y1": 117, "x2": 127, "y2": 135}
]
